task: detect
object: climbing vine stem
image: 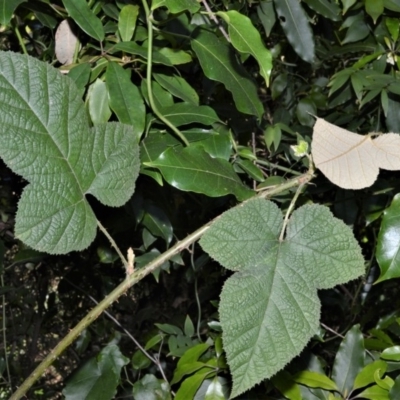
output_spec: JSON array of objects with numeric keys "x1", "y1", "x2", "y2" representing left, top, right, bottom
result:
[
  {"x1": 141, "y1": 0, "x2": 190, "y2": 146},
  {"x1": 10, "y1": 168, "x2": 313, "y2": 400}
]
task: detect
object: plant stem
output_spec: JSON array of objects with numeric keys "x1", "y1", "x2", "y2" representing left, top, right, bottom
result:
[
  {"x1": 279, "y1": 182, "x2": 306, "y2": 241},
  {"x1": 9, "y1": 170, "x2": 313, "y2": 399},
  {"x1": 97, "y1": 220, "x2": 128, "y2": 269},
  {"x1": 12, "y1": 20, "x2": 27, "y2": 55},
  {"x1": 141, "y1": 0, "x2": 189, "y2": 146}
]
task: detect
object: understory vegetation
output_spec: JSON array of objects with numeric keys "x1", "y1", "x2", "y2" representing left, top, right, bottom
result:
[{"x1": 2, "y1": 0, "x2": 400, "y2": 399}]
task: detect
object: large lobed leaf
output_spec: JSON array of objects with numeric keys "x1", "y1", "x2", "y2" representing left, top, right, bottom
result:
[
  {"x1": 200, "y1": 199, "x2": 365, "y2": 397},
  {"x1": 0, "y1": 51, "x2": 140, "y2": 254}
]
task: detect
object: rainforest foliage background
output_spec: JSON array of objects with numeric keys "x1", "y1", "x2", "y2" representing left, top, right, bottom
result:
[{"x1": 2, "y1": 0, "x2": 400, "y2": 399}]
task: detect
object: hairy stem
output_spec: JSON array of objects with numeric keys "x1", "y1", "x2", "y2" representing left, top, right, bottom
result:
[{"x1": 10, "y1": 169, "x2": 313, "y2": 399}]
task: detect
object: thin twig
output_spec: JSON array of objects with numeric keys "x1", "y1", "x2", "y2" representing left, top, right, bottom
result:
[
  {"x1": 201, "y1": 0, "x2": 230, "y2": 42},
  {"x1": 97, "y1": 220, "x2": 128, "y2": 269},
  {"x1": 64, "y1": 278, "x2": 170, "y2": 385}
]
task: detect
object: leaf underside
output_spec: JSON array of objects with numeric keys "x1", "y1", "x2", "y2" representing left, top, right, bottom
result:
[
  {"x1": 312, "y1": 117, "x2": 400, "y2": 189},
  {"x1": 200, "y1": 198, "x2": 364, "y2": 397},
  {"x1": 0, "y1": 51, "x2": 140, "y2": 254}
]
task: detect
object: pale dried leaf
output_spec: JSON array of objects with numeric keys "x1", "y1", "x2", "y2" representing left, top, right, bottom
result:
[
  {"x1": 312, "y1": 117, "x2": 400, "y2": 189},
  {"x1": 55, "y1": 20, "x2": 78, "y2": 65}
]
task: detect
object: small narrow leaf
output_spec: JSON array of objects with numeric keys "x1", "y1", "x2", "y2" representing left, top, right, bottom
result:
[
  {"x1": 63, "y1": 344, "x2": 129, "y2": 399},
  {"x1": 293, "y1": 371, "x2": 338, "y2": 391},
  {"x1": 331, "y1": 325, "x2": 365, "y2": 394},
  {"x1": 159, "y1": 104, "x2": 220, "y2": 127},
  {"x1": 365, "y1": 0, "x2": 384, "y2": 24},
  {"x1": 273, "y1": 0, "x2": 315, "y2": 63},
  {"x1": 113, "y1": 42, "x2": 173, "y2": 66},
  {"x1": 257, "y1": 1, "x2": 277, "y2": 37},
  {"x1": 153, "y1": 73, "x2": 199, "y2": 105},
  {"x1": 200, "y1": 199, "x2": 364, "y2": 397},
  {"x1": 144, "y1": 147, "x2": 253, "y2": 201},
  {"x1": 106, "y1": 61, "x2": 145, "y2": 137},
  {"x1": 118, "y1": 4, "x2": 139, "y2": 42},
  {"x1": 87, "y1": 79, "x2": 111, "y2": 124},
  {"x1": 0, "y1": 51, "x2": 140, "y2": 254},
  {"x1": 218, "y1": 10, "x2": 272, "y2": 85},
  {"x1": 62, "y1": 0, "x2": 104, "y2": 42},
  {"x1": 191, "y1": 30, "x2": 263, "y2": 118},
  {"x1": 303, "y1": 0, "x2": 341, "y2": 21},
  {"x1": 376, "y1": 194, "x2": 400, "y2": 282},
  {"x1": 164, "y1": 0, "x2": 200, "y2": 13},
  {"x1": 311, "y1": 117, "x2": 400, "y2": 189}
]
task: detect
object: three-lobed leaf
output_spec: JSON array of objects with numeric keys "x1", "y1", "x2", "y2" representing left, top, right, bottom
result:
[
  {"x1": 200, "y1": 199, "x2": 364, "y2": 397},
  {"x1": 0, "y1": 51, "x2": 140, "y2": 254}
]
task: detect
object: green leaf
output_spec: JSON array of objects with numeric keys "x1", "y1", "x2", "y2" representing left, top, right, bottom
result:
[
  {"x1": 199, "y1": 199, "x2": 365, "y2": 397},
  {"x1": 365, "y1": 0, "x2": 384, "y2": 23},
  {"x1": 376, "y1": 194, "x2": 400, "y2": 282},
  {"x1": 257, "y1": 1, "x2": 276, "y2": 37},
  {"x1": 217, "y1": 11, "x2": 272, "y2": 85},
  {"x1": 191, "y1": 30, "x2": 263, "y2": 118},
  {"x1": 63, "y1": 344, "x2": 129, "y2": 399},
  {"x1": 131, "y1": 350, "x2": 152, "y2": 370},
  {"x1": 271, "y1": 371, "x2": 302, "y2": 400},
  {"x1": 342, "y1": 0, "x2": 357, "y2": 14},
  {"x1": 87, "y1": 79, "x2": 111, "y2": 124},
  {"x1": 144, "y1": 147, "x2": 254, "y2": 201},
  {"x1": 273, "y1": 0, "x2": 315, "y2": 63},
  {"x1": 172, "y1": 343, "x2": 211, "y2": 384},
  {"x1": 142, "y1": 204, "x2": 173, "y2": 244},
  {"x1": 175, "y1": 370, "x2": 213, "y2": 400},
  {"x1": 159, "y1": 104, "x2": 220, "y2": 127},
  {"x1": 113, "y1": 42, "x2": 173, "y2": 66},
  {"x1": 106, "y1": 61, "x2": 145, "y2": 137},
  {"x1": 62, "y1": 0, "x2": 104, "y2": 41},
  {"x1": 381, "y1": 346, "x2": 400, "y2": 361},
  {"x1": 158, "y1": 48, "x2": 192, "y2": 65},
  {"x1": 153, "y1": 73, "x2": 199, "y2": 105},
  {"x1": 353, "y1": 360, "x2": 387, "y2": 390},
  {"x1": 384, "y1": 0, "x2": 400, "y2": 12},
  {"x1": 236, "y1": 159, "x2": 264, "y2": 182},
  {"x1": 386, "y1": 18, "x2": 400, "y2": 42},
  {"x1": 331, "y1": 325, "x2": 365, "y2": 395},
  {"x1": 68, "y1": 63, "x2": 91, "y2": 96},
  {"x1": 356, "y1": 384, "x2": 390, "y2": 400},
  {"x1": 132, "y1": 374, "x2": 172, "y2": 400},
  {"x1": 342, "y1": 19, "x2": 370, "y2": 45},
  {"x1": 0, "y1": 0, "x2": 25, "y2": 26},
  {"x1": 164, "y1": 0, "x2": 200, "y2": 13},
  {"x1": 184, "y1": 315, "x2": 195, "y2": 337},
  {"x1": 389, "y1": 375, "x2": 400, "y2": 398},
  {"x1": 118, "y1": 4, "x2": 139, "y2": 42},
  {"x1": 204, "y1": 377, "x2": 229, "y2": 400},
  {"x1": 141, "y1": 79, "x2": 174, "y2": 109},
  {"x1": 303, "y1": 0, "x2": 341, "y2": 21},
  {"x1": 293, "y1": 371, "x2": 338, "y2": 391},
  {"x1": 0, "y1": 51, "x2": 140, "y2": 254}
]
